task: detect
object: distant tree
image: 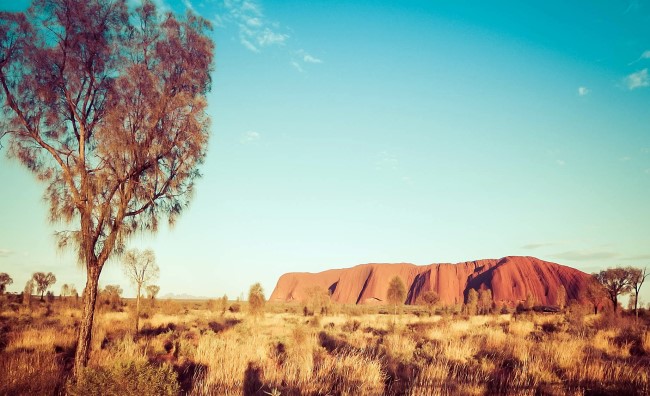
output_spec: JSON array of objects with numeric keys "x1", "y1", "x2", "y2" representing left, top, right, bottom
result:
[
  {"x1": 583, "y1": 276, "x2": 608, "y2": 315},
  {"x1": 305, "y1": 286, "x2": 331, "y2": 316},
  {"x1": 524, "y1": 293, "x2": 536, "y2": 311},
  {"x1": 101, "y1": 284, "x2": 123, "y2": 309},
  {"x1": 61, "y1": 283, "x2": 71, "y2": 297},
  {"x1": 465, "y1": 289, "x2": 478, "y2": 315},
  {"x1": 248, "y1": 283, "x2": 265, "y2": 317},
  {"x1": 0, "y1": 273, "x2": 12, "y2": 294},
  {"x1": 594, "y1": 268, "x2": 634, "y2": 313},
  {"x1": 70, "y1": 285, "x2": 80, "y2": 306},
  {"x1": 478, "y1": 289, "x2": 493, "y2": 315},
  {"x1": 23, "y1": 279, "x2": 34, "y2": 305},
  {"x1": 627, "y1": 295, "x2": 637, "y2": 311},
  {"x1": 556, "y1": 285, "x2": 567, "y2": 310},
  {"x1": 0, "y1": 0, "x2": 214, "y2": 375},
  {"x1": 146, "y1": 285, "x2": 160, "y2": 300},
  {"x1": 32, "y1": 272, "x2": 56, "y2": 301},
  {"x1": 218, "y1": 294, "x2": 228, "y2": 315},
  {"x1": 123, "y1": 249, "x2": 159, "y2": 331},
  {"x1": 387, "y1": 276, "x2": 407, "y2": 317},
  {"x1": 418, "y1": 290, "x2": 440, "y2": 316},
  {"x1": 628, "y1": 267, "x2": 648, "y2": 318}
]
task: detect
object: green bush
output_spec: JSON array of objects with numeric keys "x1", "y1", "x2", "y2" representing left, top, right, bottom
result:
[{"x1": 67, "y1": 360, "x2": 179, "y2": 396}]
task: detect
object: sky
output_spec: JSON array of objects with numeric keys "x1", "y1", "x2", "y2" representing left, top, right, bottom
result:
[{"x1": 1, "y1": 0, "x2": 650, "y2": 303}]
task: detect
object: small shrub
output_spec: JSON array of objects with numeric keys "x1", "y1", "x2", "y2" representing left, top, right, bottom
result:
[
  {"x1": 67, "y1": 360, "x2": 179, "y2": 396},
  {"x1": 342, "y1": 319, "x2": 360, "y2": 332}
]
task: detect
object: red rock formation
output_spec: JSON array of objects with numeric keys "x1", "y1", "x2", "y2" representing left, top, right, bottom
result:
[{"x1": 269, "y1": 256, "x2": 590, "y2": 306}]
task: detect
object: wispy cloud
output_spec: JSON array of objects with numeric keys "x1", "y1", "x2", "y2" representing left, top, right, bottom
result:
[
  {"x1": 291, "y1": 61, "x2": 303, "y2": 73},
  {"x1": 622, "y1": 254, "x2": 650, "y2": 261},
  {"x1": 577, "y1": 86, "x2": 590, "y2": 96},
  {"x1": 181, "y1": 0, "x2": 195, "y2": 12},
  {"x1": 624, "y1": 68, "x2": 649, "y2": 90},
  {"x1": 375, "y1": 151, "x2": 413, "y2": 184},
  {"x1": 303, "y1": 54, "x2": 322, "y2": 64},
  {"x1": 556, "y1": 159, "x2": 566, "y2": 166},
  {"x1": 522, "y1": 242, "x2": 557, "y2": 250},
  {"x1": 128, "y1": 0, "x2": 170, "y2": 14},
  {"x1": 0, "y1": 249, "x2": 13, "y2": 258},
  {"x1": 291, "y1": 50, "x2": 324, "y2": 71},
  {"x1": 241, "y1": 131, "x2": 260, "y2": 143},
  {"x1": 620, "y1": 156, "x2": 632, "y2": 161},
  {"x1": 223, "y1": 0, "x2": 288, "y2": 52},
  {"x1": 375, "y1": 151, "x2": 399, "y2": 171},
  {"x1": 623, "y1": 0, "x2": 640, "y2": 15},
  {"x1": 628, "y1": 49, "x2": 650, "y2": 65},
  {"x1": 553, "y1": 250, "x2": 619, "y2": 261}
]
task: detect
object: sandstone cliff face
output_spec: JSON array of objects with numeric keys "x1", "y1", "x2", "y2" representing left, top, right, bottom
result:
[{"x1": 269, "y1": 256, "x2": 590, "y2": 306}]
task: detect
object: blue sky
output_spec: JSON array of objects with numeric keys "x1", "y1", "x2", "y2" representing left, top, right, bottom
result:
[{"x1": 1, "y1": 0, "x2": 650, "y2": 303}]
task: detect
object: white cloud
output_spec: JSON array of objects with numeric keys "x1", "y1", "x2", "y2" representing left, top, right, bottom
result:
[
  {"x1": 0, "y1": 249, "x2": 13, "y2": 257},
  {"x1": 577, "y1": 86, "x2": 590, "y2": 96},
  {"x1": 376, "y1": 151, "x2": 398, "y2": 171},
  {"x1": 246, "y1": 17, "x2": 262, "y2": 27},
  {"x1": 620, "y1": 156, "x2": 632, "y2": 161},
  {"x1": 624, "y1": 68, "x2": 649, "y2": 90},
  {"x1": 212, "y1": 14, "x2": 225, "y2": 27},
  {"x1": 240, "y1": 38, "x2": 259, "y2": 52},
  {"x1": 257, "y1": 29, "x2": 288, "y2": 46},
  {"x1": 303, "y1": 54, "x2": 322, "y2": 64},
  {"x1": 645, "y1": 169, "x2": 650, "y2": 175},
  {"x1": 223, "y1": 0, "x2": 289, "y2": 52},
  {"x1": 291, "y1": 61, "x2": 303, "y2": 73},
  {"x1": 182, "y1": 0, "x2": 195, "y2": 12},
  {"x1": 240, "y1": 0, "x2": 261, "y2": 15},
  {"x1": 241, "y1": 131, "x2": 260, "y2": 143},
  {"x1": 556, "y1": 159, "x2": 566, "y2": 166}
]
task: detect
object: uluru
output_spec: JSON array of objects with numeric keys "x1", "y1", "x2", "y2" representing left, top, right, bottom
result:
[{"x1": 269, "y1": 256, "x2": 591, "y2": 306}]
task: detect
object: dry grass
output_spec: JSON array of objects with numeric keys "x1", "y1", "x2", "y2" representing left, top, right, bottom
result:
[{"x1": 1, "y1": 299, "x2": 649, "y2": 395}]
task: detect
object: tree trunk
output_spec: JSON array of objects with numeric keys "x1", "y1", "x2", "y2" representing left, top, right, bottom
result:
[
  {"x1": 135, "y1": 283, "x2": 141, "y2": 333},
  {"x1": 634, "y1": 292, "x2": 639, "y2": 319},
  {"x1": 73, "y1": 265, "x2": 101, "y2": 378}
]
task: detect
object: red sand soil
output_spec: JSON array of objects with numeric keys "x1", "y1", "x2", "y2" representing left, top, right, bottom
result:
[{"x1": 269, "y1": 256, "x2": 590, "y2": 306}]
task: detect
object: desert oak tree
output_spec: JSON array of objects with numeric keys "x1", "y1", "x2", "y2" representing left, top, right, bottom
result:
[
  {"x1": 32, "y1": 271, "x2": 56, "y2": 301},
  {"x1": 628, "y1": 267, "x2": 648, "y2": 318},
  {"x1": 387, "y1": 276, "x2": 406, "y2": 316},
  {"x1": 594, "y1": 268, "x2": 633, "y2": 313},
  {"x1": 0, "y1": 272, "x2": 12, "y2": 294},
  {"x1": 0, "y1": 0, "x2": 213, "y2": 375},
  {"x1": 122, "y1": 248, "x2": 159, "y2": 332},
  {"x1": 146, "y1": 284, "x2": 160, "y2": 299},
  {"x1": 248, "y1": 282, "x2": 265, "y2": 317}
]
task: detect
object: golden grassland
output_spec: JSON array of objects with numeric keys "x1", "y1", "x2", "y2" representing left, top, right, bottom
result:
[{"x1": 0, "y1": 297, "x2": 649, "y2": 395}]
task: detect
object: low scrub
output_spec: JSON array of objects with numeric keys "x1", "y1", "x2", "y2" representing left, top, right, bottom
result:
[
  {"x1": 67, "y1": 361, "x2": 179, "y2": 396},
  {"x1": 1, "y1": 299, "x2": 649, "y2": 395}
]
